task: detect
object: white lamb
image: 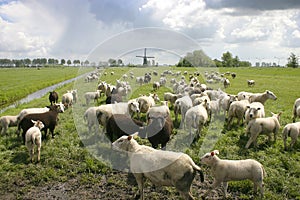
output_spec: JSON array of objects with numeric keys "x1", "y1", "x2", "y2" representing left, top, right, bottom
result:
[
  {"x1": 0, "y1": 115, "x2": 18, "y2": 135},
  {"x1": 227, "y1": 100, "x2": 250, "y2": 129},
  {"x1": 244, "y1": 102, "x2": 265, "y2": 125},
  {"x1": 174, "y1": 95, "x2": 193, "y2": 129},
  {"x1": 112, "y1": 133, "x2": 204, "y2": 200},
  {"x1": 200, "y1": 150, "x2": 265, "y2": 198},
  {"x1": 249, "y1": 90, "x2": 277, "y2": 104},
  {"x1": 292, "y1": 98, "x2": 300, "y2": 122},
  {"x1": 282, "y1": 122, "x2": 300, "y2": 150},
  {"x1": 185, "y1": 100, "x2": 209, "y2": 142},
  {"x1": 245, "y1": 112, "x2": 281, "y2": 149},
  {"x1": 25, "y1": 120, "x2": 44, "y2": 162},
  {"x1": 84, "y1": 90, "x2": 101, "y2": 105}
]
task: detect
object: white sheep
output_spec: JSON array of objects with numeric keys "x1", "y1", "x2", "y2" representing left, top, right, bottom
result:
[
  {"x1": 163, "y1": 92, "x2": 182, "y2": 107},
  {"x1": 282, "y1": 122, "x2": 300, "y2": 150},
  {"x1": 200, "y1": 150, "x2": 265, "y2": 198},
  {"x1": 244, "y1": 102, "x2": 265, "y2": 125},
  {"x1": 249, "y1": 90, "x2": 277, "y2": 104},
  {"x1": 84, "y1": 90, "x2": 101, "y2": 105},
  {"x1": 237, "y1": 91, "x2": 253, "y2": 101},
  {"x1": 223, "y1": 78, "x2": 230, "y2": 88},
  {"x1": 219, "y1": 94, "x2": 238, "y2": 115},
  {"x1": 62, "y1": 91, "x2": 74, "y2": 108},
  {"x1": 146, "y1": 101, "x2": 170, "y2": 120},
  {"x1": 245, "y1": 112, "x2": 281, "y2": 149},
  {"x1": 185, "y1": 100, "x2": 209, "y2": 142},
  {"x1": 137, "y1": 93, "x2": 159, "y2": 118},
  {"x1": 25, "y1": 120, "x2": 44, "y2": 162},
  {"x1": 0, "y1": 115, "x2": 18, "y2": 135},
  {"x1": 152, "y1": 81, "x2": 160, "y2": 91},
  {"x1": 83, "y1": 106, "x2": 101, "y2": 134},
  {"x1": 292, "y1": 98, "x2": 300, "y2": 122},
  {"x1": 247, "y1": 80, "x2": 255, "y2": 87},
  {"x1": 192, "y1": 95, "x2": 210, "y2": 106},
  {"x1": 227, "y1": 99, "x2": 250, "y2": 129},
  {"x1": 174, "y1": 95, "x2": 193, "y2": 129},
  {"x1": 112, "y1": 133, "x2": 204, "y2": 200}
]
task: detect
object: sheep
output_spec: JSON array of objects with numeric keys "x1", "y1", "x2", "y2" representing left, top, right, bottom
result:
[
  {"x1": 247, "y1": 80, "x2": 255, "y2": 87},
  {"x1": 83, "y1": 106, "x2": 101, "y2": 134},
  {"x1": 249, "y1": 90, "x2": 277, "y2": 104},
  {"x1": 84, "y1": 90, "x2": 101, "y2": 105},
  {"x1": 200, "y1": 150, "x2": 265, "y2": 198},
  {"x1": 163, "y1": 92, "x2": 182, "y2": 107},
  {"x1": 62, "y1": 91, "x2": 73, "y2": 108},
  {"x1": 97, "y1": 81, "x2": 108, "y2": 96},
  {"x1": 192, "y1": 95, "x2": 210, "y2": 106},
  {"x1": 49, "y1": 91, "x2": 58, "y2": 105},
  {"x1": 152, "y1": 81, "x2": 160, "y2": 91},
  {"x1": 244, "y1": 102, "x2": 265, "y2": 125},
  {"x1": 0, "y1": 115, "x2": 18, "y2": 135},
  {"x1": 245, "y1": 112, "x2": 281, "y2": 149},
  {"x1": 237, "y1": 91, "x2": 253, "y2": 101},
  {"x1": 174, "y1": 95, "x2": 193, "y2": 129},
  {"x1": 112, "y1": 133, "x2": 204, "y2": 200},
  {"x1": 292, "y1": 98, "x2": 300, "y2": 122},
  {"x1": 25, "y1": 120, "x2": 44, "y2": 162},
  {"x1": 18, "y1": 104, "x2": 64, "y2": 143},
  {"x1": 17, "y1": 107, "x2": 50, "y2": 124},
  {"x1": 185, "y1": 100, "x2": 209, "y2": 142},
  {"x1": 106, "y1": 114, "x2": 144, "y2": 142},
  {"x1": 282, "y1": 122, "x2": 300, "y2": 150},
  {"x1": 137, "y1": 94, "x2": 159, "y2": 118},
  {"x1": 227, "y1": 100, "x2": 250, "y2": 129},
  {"x1": 223, "y1": 78, "x2": 230, "y2": 88},
  {"x1": 219, "y1": 94, "x2": 238, "y2": 115},
  {"x1": 208, "y1": 99, "x2": 221, "y2": 120}
]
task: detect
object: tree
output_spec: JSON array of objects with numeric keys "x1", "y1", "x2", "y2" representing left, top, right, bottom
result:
[
  {"x1": 287, "y1": 53, "x2": 299, "y2": 68},
  {"x1": 61, "y1": 59, "x2": 66, "y2": 65},
  {"x1": 221, "y1": 51, "x2": 233, "y2": 67},
  {"x1": 117, "y1": 59, "x2": 123, "y2": 66},
  {"x1": 108, "y1": 58, "x2": 117, "y2": 67},
  {"x1": 67, "y1": 59, "x2": 72, "y2": 66},
  {"x1": 176, "y1": 50, "x2": 214, "y2": 67}
]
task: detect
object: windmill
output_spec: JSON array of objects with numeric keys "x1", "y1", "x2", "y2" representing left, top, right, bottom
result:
[{"x1": 136, "y1": 48, "x2": 154, "y2": 66}]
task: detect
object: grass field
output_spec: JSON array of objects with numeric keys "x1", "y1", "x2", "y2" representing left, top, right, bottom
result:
[
  {"x1": 0, "y1": 66, "x2": 300, "y2": 199},
  {"x1": 0, "y1": 66, "x2": 93, "y2": 109}
]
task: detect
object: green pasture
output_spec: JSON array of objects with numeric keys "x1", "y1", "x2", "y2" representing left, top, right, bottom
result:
[
  {"x1": 0, "y1": 66, "x2": 93, "y2": 109},
  {"x1": 0, "y1": 66, "x2": 300, "y2": 199}
]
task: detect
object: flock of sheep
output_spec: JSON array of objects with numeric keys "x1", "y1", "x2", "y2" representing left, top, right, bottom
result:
[{"x1": 1, "y1": 68, "x2": 300, "y2": 199}]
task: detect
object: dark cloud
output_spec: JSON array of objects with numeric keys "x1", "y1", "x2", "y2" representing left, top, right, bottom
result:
[
  {"x1": 205, "y1": 0, "x2": 300, "y2": 11},
  {"x1": 88, "y1": 0, "x2": 147, "y2": 24}
]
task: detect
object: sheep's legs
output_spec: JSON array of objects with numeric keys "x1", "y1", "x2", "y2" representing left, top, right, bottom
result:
[
  {"x1": 222, "y1": 182, "x2": 228, "y2": 198},
  {"x1": 203, "y1": 180, "x2": 222, "y2": 198},
  {"x1": 133, "y1": 173, "x2": 144, "y2": 200},
  {"x1": 37, "y1": 146, "x2": 41, "y2": 162}
]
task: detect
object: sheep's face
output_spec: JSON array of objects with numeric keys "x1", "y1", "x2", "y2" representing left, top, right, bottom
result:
[
  {"x1": 200, "y1": 150, "x2": 219, "y2": 165},
  {"x1": 147, "y1": 115, "x2": 166, "y2": 135},
  {"x1": 248, "y1": 107, "x2": 261, "y2": 119},
  {"x1": 129, "y1": 102, "x2": 140, "y2": 113},
  {"x1": 266, "y1": 90, "x2": 277, "y2": 100},
  {"x1": 112, "y1": 135, "x2": 132, "y2": 152}
]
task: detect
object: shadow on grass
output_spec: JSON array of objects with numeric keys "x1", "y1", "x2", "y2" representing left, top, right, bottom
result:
[{"x1": 10, "y1": 151, "x2": 28, "y2": 164}]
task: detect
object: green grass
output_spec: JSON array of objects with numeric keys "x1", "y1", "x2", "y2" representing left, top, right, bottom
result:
[
  {"x1": 0, "y1": 66, "x2": 93, "y2": 109},
  {"x1": 0, "y1": 66, "x2": 300, "y2": 199}
]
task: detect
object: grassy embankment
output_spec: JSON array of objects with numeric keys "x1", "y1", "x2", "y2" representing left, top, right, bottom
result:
[
  {"x1": 0, "y1": 66, "x2": 92, "y2": 109},
  {"x1": 0, "y1": 66, "x2": 300, "y2": 199}
]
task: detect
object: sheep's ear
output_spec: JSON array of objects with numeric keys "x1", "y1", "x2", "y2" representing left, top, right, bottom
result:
[
  {"x1": 31, "y1": 120, "x2": 36, "y2": 124},
  {"x1": 270, "y1": 111, "x2": 275, "y2": 115},
  {"x1": 211, "y1": 150, "x2": 219, "y2": 156},
  {"x1": 131, "y1": 132, "x2": 139, "y2": 138}
]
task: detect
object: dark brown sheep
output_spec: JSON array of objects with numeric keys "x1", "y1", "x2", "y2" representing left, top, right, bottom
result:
[
  {"x1": 18, "y1": 104, "x2": 63, "y2": 143},
  {"x1": 106, "y1": 114, "x2": 144, "y2": 142},
  {"x1": 49, "y1": 91, "x2": 58, "y2": 105}
]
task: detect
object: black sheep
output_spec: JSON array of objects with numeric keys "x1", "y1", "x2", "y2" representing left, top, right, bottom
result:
[
  {"x1": 18, "y1": 104, "x2": 63, "y2": 143},
  {"x1": 49, "y1": 91, "x2": 58, "y2": 105}
]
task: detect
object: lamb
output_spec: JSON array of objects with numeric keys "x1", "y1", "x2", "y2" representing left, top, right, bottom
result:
[
  {"x1": 49, "y1": 91, "x2": 58, "y2": 105},
  {"x1": 174, "y1": 95, "x2": 193, "y2": 129},
  {"x1": 244, "y1": 102, "x2": 265, "y2": 125},
  {"x1": 227, "y1": 100, "x2": 250, "y2": 129},
  {"x1": 185, "y1": 100, "x2": 209, "y2": 142},
  {"x1": 137, "y1": 93, "x2": 159, "y2": 118},
  {"x1": 112, "y1": 133, "x2": 204, "y2": 200},
  {"x1": 249, "y1": 90, "x2": 277, "y2": 104},
  {"x1": 163, "y1": 92, "x2": 182, "y2": 107},
  {"x1": 0, "y1": 115, "x2": 18, "y2": 135},
  {"x1": 200, "y1": 150, "x2": 265, "y2": 198},
  {"x1": 292, "y1": 98, "x2": 300, "y2": 122},
  {"x1": 282, "y1": 122, "x2": 300, "y2": 150},
  {"x1": 84, "y1": 90, "x2": 101, "y2": 105},
  {"x1": 18, "y1": 104, "x2": 64, "y2": 142},
  {"x1": 247, "y1": 80, "x2": 255, "y2": 87},
  {"x1": 245, "y1": 112, "x2": 281, "y2": 149},
  {"x1": 152, "y1": 81, "x2": 160, "y2": 91},
  {"x1": 62, "y1": 91, "x2": 74, "y2": 108},
  {"x1": 25, "y1": 120, "x2": 44, "y2": 162},
  {"x1": 223, "y1": 78, "x2": 230, "y2": 88}
]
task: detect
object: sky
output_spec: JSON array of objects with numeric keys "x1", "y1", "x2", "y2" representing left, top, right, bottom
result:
[{"x1": 0, "y1": 0, "x2": 300, "y2": 66}]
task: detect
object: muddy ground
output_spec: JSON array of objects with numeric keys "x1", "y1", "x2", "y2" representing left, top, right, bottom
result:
[{"x1": 0, "y1": 170, "x2": 236, "y2": 200}]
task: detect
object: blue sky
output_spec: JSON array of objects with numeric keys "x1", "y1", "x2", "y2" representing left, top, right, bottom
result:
[{"x1": 0, "y1": 0, "x2": 300, "y2": 65}]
